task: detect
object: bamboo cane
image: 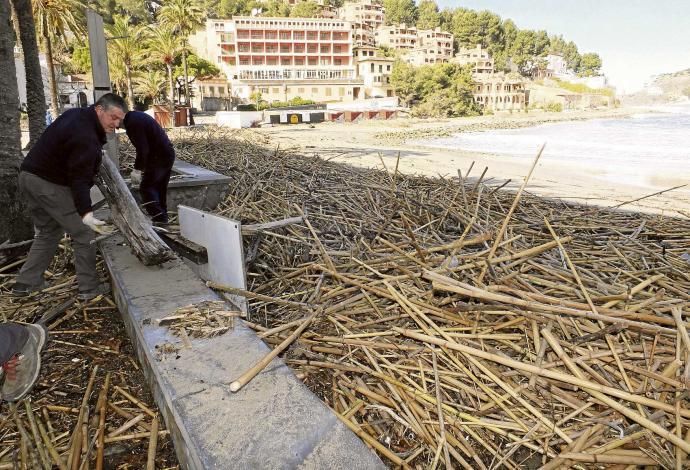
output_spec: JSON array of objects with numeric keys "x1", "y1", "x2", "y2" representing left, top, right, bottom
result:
[{"x1": 229, "y1": 309, "x2": 319, "y2": 392}]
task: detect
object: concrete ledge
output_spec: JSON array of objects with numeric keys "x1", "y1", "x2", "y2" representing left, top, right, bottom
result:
[
  {"x1": 127, "y1": 159, "x2": 232, "y2": 212},
  {"x1": 101, "y1": 236, "x2": 385, "y2": 470}
]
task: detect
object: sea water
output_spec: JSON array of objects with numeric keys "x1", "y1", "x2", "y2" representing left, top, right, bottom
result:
[{"x1": 416, "y1": 104, "x2": 690, "y2": 189}]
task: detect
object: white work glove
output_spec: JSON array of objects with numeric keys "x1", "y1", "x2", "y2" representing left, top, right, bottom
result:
[
  {"x1": 82, "y1": 212, "x2": 110, "y2": 234},
  {"x1": 130, "y1": 169, "x2": 142, "y2": 185}
]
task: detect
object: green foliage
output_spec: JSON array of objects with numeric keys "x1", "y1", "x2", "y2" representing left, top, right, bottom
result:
[
  {"x1": 158, "y1": 0, "x2": 205, "y2": 38},
  {"x1": 543, "y1": 102, "x2": 563, "y2": 112},
  {"x1": 261, "y1": 0, "x2": 291, "y2": 17},
  {"x1": 62, "y1": 41, "x2": 91, "y2": 74},
  {"x1": 390, "y1": 61, "x2": 417, "y2": 106},
  {"x1": 438, "y1": 6, "x2": 598, "y2": 79},
  {"x1": 377, "y1": 45, "x2": 398, "y2": 58},
  {"x1": 508, "y1": 29, "x2": 550, "y2": 75},
  {"x1": 266, "y1": 97, "x2": 316, "y2": 109},
  {"x1": 218, "y1": 0, "x2": 260, "y2": 17},
  {"x1": 579, "y1": 52, "x2": 602, "y2": 77},
  {"x1": 552, "y1": 78, "x2": 613, "y2": 97},
  {"x1": 289, "y1": 1, "x2": 321, "y2": 18},
  {"x1": 416, "y1": 0, "x2": 440, "y2": 30},
  {"x1": 173, "y1": 53, "x2": 220, "y2": 79},
  {"x1": 451, "y1": 9, "x2": 502, "y2": 48},
  {"x1": 85, "y1": 0, "x2": 157, "y2": 24},
  {"x1": 390, "y1": 61, "x2": 480, "y2": 117},
  {"x1": 383, "y1": 0, "x2": 417, "y2": 25},
  {"x1": 134, "y1": 69, "x2": 167, "y2": 102}
]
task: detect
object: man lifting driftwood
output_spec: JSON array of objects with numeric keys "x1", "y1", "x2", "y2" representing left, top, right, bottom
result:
[
  {"x1": 12, "y1": 93, "x2": 127, "y2": 300},
  {"x1": 12, "y1": 92, "x2": 175, "y2": 301}
]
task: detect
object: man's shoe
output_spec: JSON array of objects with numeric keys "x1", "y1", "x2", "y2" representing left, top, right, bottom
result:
[
  {"x1": 11, "y1": 281, "x2": 47, "y2": 297},
  {"x1": 77, "y1": 283, "x2": 111, "y2": 301},
  {"x1": 1, "y1": 324, "x2": 47, "y2": 402}
]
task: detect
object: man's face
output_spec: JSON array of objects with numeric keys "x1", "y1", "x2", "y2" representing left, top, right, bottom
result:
[{"x1": 95, "y1": 105, "x2": 125, "y2": 133}]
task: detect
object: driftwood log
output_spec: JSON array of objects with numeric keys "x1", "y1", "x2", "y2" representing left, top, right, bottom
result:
[{"x1": 98, "y1": 153, "x2": 175, "y2": 266}]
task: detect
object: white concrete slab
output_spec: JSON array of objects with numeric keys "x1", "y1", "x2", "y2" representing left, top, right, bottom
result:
[{"x1": 178, "y1": 205, "x2": 247, "y2": 311}]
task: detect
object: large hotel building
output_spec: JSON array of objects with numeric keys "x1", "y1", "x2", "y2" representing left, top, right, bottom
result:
[{"x1": 190, "y1": 17, "x2": 365, "y2": 103}]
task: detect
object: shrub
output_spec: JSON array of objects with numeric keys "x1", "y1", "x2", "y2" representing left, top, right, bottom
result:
[{"x1": 543, "y1": 102, "x2": 563, "y2": 112}]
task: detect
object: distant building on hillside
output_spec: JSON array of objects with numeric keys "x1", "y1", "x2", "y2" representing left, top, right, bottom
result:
[
  {"x1": 453, "y1": 44, "x2": 494, "y2": 74},
  {"x1": 546, "y1": 54, "x2": 570, "y2": 76},
  {"x1": 337, "y1": 0, "x2": 384, "y2": 29},
  {"x1": 374, "y1": 23, "x2": 418, "y2": 51},
  {"x1": 473, "y1": 73, "x2": 528, "y2": 111},
  {"x1": 375, "y1": 25, "x2": 453, "y2": 65}
]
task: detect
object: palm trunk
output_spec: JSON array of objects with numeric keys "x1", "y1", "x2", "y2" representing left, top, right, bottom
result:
[
  {"x1": 9, "y1": 0, "x2": 19, "y2": 42},
  {"x1": 182, "y1": 40, "x2": 190, "y2": 106},
  {"x1": 11, "y1": 0, "x2": 46, "y2": 149},
  {"x1": 167, "y1": 63, "x2": 175, "y2": 128},
  {"x1": 42, "y1": 17, "x2": 59, "y2": 119},
  {"x1": 0, "y1": 0, "x2": 32, "y2": 242},
  {"x1": 125, "y1": 63, "x2": 135, "y2": 110}
]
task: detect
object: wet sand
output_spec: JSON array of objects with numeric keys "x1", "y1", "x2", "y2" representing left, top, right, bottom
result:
[{"x1": 256, "y1": 109, "x2": 690, "y2": 218}]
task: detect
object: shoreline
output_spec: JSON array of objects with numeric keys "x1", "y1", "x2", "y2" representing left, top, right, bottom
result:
[{"x1": 256, "y1": 107, "x2": 690, "y2": 218}]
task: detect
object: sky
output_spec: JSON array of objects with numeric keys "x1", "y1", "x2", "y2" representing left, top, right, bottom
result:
[{"x1": 436, "y1": 0, "x2": 690, "y2": 94}]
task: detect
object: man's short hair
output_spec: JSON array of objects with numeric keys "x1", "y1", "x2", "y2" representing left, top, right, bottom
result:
[{"x1": 95, "y1": 93, "x2": 127, "y2": 113}]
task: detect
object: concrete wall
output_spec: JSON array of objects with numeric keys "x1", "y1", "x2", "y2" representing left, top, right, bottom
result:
[{"x1": 216, "y1": 110, "x2": 264, "y2": 128}]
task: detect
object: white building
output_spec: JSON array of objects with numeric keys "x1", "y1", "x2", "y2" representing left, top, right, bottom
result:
[
  {"x1": 354, "y1": 46, "x2": 394, "y2": 98},
  {"x1": 453, "y1": 44, "x2": 494, "y2": 74},
  {"x1": 14, "y1": 46, "x2": 92, "y2": 112},
  {"x1": 190, "y1": 17, "x2": 364, "y2": 103}
]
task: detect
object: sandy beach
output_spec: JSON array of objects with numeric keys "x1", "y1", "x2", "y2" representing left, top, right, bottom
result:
[{"x1": 256, "y1": 108, "x2": 690, "y2": 218}]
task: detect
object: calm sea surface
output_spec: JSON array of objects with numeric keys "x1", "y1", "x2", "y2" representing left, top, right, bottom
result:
[{"x1": 416, "y1": 104, "x2": 690, "y2": 189}]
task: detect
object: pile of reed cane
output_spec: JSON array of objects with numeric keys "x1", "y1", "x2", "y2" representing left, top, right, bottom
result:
[
  {"x1": 157, "y1": 300, "x2": 241, "y2": 340},
  {"x1": 0, "y1": 251, "x2": 177, "y2": 469},
  {"x1": 130, "y1": 126, "x2": 690, "y2": 468}
]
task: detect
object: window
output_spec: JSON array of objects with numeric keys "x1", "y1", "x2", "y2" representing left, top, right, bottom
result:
[
  {"x1": 370, "y1": 63, "x2": 374, "y2": 72},
  {"x1": 311, "y1": 87, "x2": 318, "y2": 94},
  {"x1": 209, "y1": 86, "x2": 215, "y2": 96},
  {"x1": 273, "y1": 88, "x2": 280, "y2": 94},
  {"x1": 378, "y1": 64, "x2": 382, "y2": 73},
  {"x1": 218, "y1": 87, "x2": 225, "y2": 95},
  {"x1": 298, "y1": 87, "x2": 305, "y2": 93},
  {"x1": 325, "y1": 88, "x2": 332, "y2": 96},
  {"x1": 387, "y1": 65, "x2": 391, "y2": 71},
  {"x1": 339, "y1": 87, "x2": 345, "y2": 96},
  {"x1": 260, "y1": 87, "x2": 269, "y2": 94}
]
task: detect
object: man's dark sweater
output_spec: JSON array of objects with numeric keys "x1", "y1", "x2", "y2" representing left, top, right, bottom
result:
[
  {"x1": 21, "y1": 106, "x2": 106, "y2": 216},
  {"x1": 123, "y1": 111, "x2": 175, "y2": 171}
]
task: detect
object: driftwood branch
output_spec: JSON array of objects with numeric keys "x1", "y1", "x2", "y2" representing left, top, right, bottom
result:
[{"x1": 98, "y1": 154, "x2": 175, "y2": 266}]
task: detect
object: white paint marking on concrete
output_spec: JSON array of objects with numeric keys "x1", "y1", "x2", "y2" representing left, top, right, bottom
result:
[{"x1": 178, "y1": 205, "x2": 247, "y2": 311}]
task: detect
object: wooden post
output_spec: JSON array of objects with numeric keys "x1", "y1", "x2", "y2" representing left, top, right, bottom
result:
[
  {"x1": 86, "y1": 8, "x2": 118, "y2": 165},
  {"x1": 98, "y1": 154, "x2": 175, "y2": 266}
]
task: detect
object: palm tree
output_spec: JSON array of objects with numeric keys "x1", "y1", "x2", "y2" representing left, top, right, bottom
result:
[
  {"x1": 134, "y1": 69, "x2": 166, "y2": 104},
  {"x1": 32, "y1": 0, "x2": 86, "y2": 118},
  {"x1": 0, "y1": 0, "x2": 32, "y2": 242},
  {"x1": 107, "y1": 15, "x2": 148, "y2": 109},
  {"x1": 11, "y1": 0, "x2": 46, "y2": 148},
  {"x1": 158, "y1": 0, "x2": 204, "y2": 108},
  {"x1": 108, "y1": 51, "x2": 127, "y2": 97},
  {"x1": 146, "y1": 26, "x2": 182, "y2": 127}
]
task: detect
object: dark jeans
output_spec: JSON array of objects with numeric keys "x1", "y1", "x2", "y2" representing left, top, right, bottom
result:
[
  {"x1": 140, "y1": 166, "x2": 173, "y2": 223},
  {"x1": 16, "y1": 172, "x2": 99, "y2": 292},
  {"x1": 0, "y1": 324, "x2": 28, "y2": 364}
]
